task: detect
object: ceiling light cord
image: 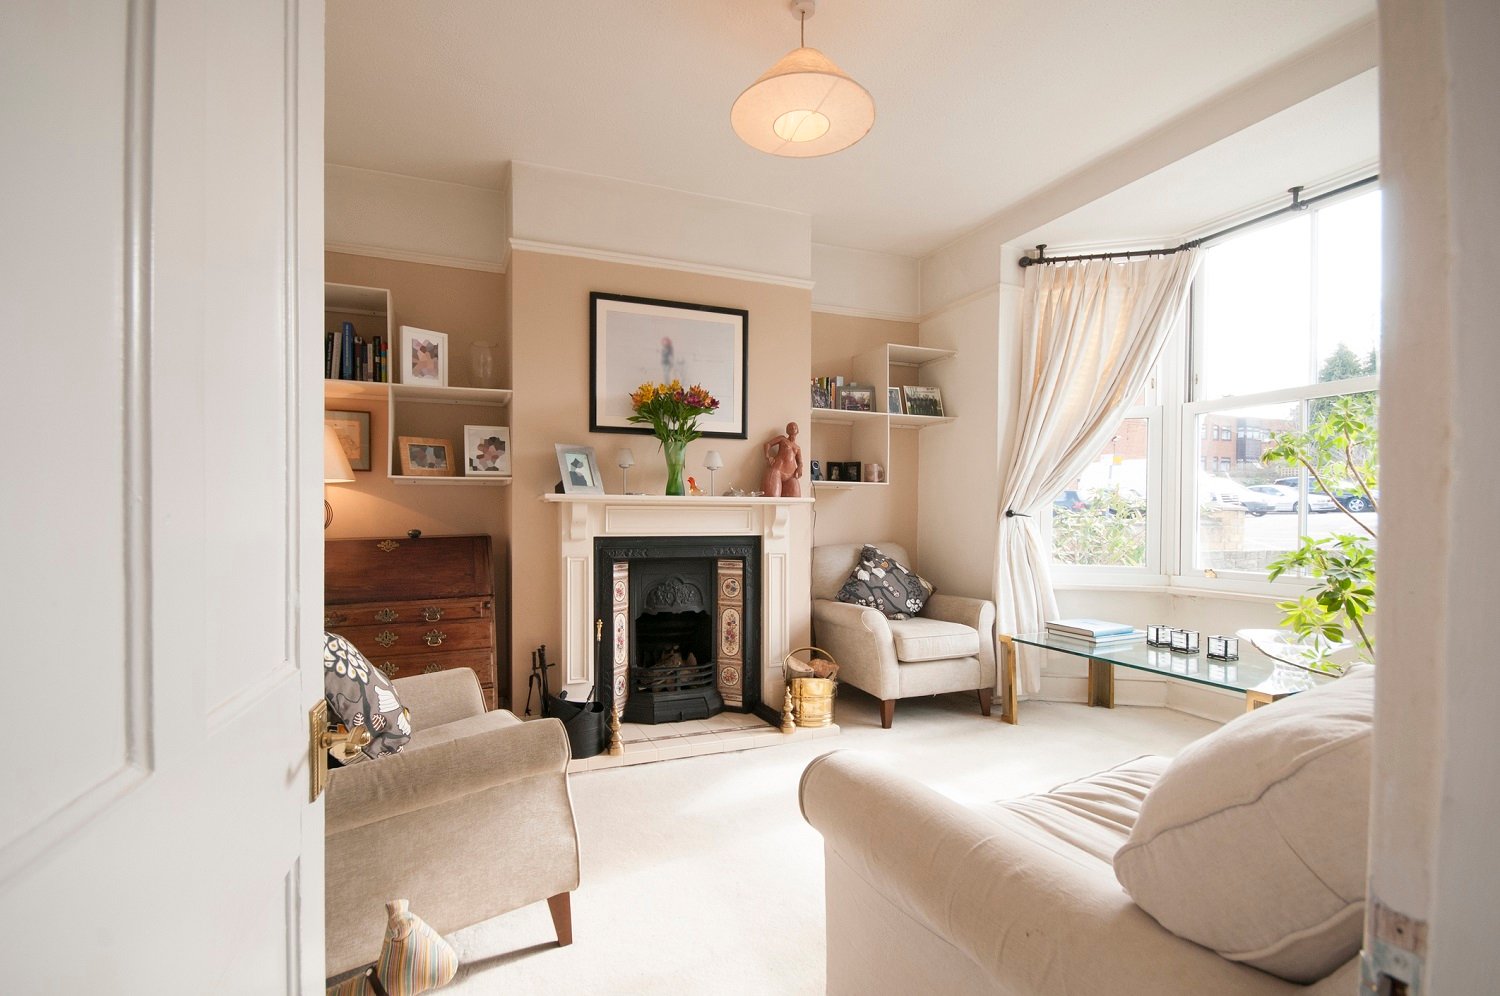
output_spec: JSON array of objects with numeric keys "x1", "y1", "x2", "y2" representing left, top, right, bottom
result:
[{"x1": 801, "y1": 12, "x2": 805, "y2": 47}]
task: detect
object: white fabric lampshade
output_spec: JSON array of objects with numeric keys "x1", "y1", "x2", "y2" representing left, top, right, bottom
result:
[
  {"x1": 731, "y1": 46, "x2": 874, "y2": 157},
  {"x1": 704, "y1": 450, "x2": 725, "y2": 471},
  {"x1": 616, "y1": 448, "x2": 636, "y2": 469},
  {"x1": 323, "y1": 424, "x2": 355, "y2": 483}
]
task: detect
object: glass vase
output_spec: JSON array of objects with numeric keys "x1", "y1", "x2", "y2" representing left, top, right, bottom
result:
[
  {"x1": 469, "y1": 341, "x2": 499, "y2": 388},
  {"x1": 661, "y1": 437, "x2": 686, "y2": 496}
]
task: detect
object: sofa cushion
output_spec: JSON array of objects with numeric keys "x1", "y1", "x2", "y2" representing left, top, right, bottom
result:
[
  {"x1": 324, "y1": 631, "x2": 412, "y2": 759},
  {"x1": 835, "y1": 545, "x2": 934, "y2": 619},
  {"x1": 1113, "y1": 664, "x2": 1374, "y2": 983},
  {"x1": 986, "y1": 755, "x2": 1168, "y2": 863},
  {"x1": 887, "y1": 616, "x2": 980, "y2": 662}
]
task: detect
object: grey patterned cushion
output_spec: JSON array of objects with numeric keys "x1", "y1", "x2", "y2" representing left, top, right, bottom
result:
[
  {"x1": 834, "y1": 545, "x2": 935, "y2": 619},
  {"x1": 323, "y1": 631, "x2": 411, "y2": 759}
]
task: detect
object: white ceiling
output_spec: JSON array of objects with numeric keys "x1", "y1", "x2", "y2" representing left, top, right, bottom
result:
[{"x1": 326, "y1": 0, "x2": 1376, "y2": 258}]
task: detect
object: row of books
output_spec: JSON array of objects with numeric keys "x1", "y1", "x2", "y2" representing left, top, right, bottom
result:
[
  {"x1": 325, "y1": 322, "x2": 391, "y2": 383},
  {"x1": 1045, "y1": 618, "x2": 1144, "y2": 645}
]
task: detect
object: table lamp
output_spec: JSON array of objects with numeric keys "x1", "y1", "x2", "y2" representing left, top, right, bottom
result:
[
  {"x1": 323, "y1": 423, "x2": 355, "y2": 528},
  {"x1": 704, "y1": 450, "x2": 725, "y2": 496},
  {"x1": 617, "y1": 448, "x2": 636, "y2": 494}
]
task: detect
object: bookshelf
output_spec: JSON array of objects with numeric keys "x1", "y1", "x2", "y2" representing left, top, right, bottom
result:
[
  {"x1": 324, "y1": 282, "x2": 512, "y2": 485},
  {"x1": 809, "y1": 343, "x2": 955, "y2": 490}
]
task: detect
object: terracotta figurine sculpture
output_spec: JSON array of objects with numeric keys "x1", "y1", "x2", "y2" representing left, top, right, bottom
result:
[{"x1": 761, "y1": 421, "x2": 803, "y2": 498}]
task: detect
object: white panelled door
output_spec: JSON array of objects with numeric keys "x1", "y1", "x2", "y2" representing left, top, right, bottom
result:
[{"x1": 0, "y1": 1, "x2": 325, "y2": 990}]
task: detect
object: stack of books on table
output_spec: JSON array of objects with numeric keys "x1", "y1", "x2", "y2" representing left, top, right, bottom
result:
[{"x1": 1044, "y1": 619, "x2": 1144, "y2": 645}]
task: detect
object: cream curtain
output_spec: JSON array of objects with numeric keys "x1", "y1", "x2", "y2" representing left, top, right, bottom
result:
[{"x1": 996, "y1": 251, "x2": 1201, "y2": 694}]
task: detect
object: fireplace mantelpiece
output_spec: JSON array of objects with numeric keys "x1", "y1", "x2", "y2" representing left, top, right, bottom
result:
[{"x1": 542, "y1": 494, "x2": 814, "y2": 719}]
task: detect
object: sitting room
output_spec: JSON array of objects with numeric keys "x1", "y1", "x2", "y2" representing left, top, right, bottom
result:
[{"x1": 6, "y1": 1, "x2": 1499, "y2": 993}]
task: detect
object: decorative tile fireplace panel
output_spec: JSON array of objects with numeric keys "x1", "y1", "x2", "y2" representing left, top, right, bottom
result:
[{"x1": 595, "y1": 536, "x2": 759, "y2": 723}]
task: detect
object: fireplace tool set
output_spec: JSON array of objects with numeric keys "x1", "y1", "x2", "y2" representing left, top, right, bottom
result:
[{"x1": 527, "y1": 645, "x2": 609, "y2": 759}]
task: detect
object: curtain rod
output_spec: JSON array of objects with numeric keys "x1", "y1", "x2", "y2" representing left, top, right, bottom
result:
[{"x1": 1017, "y1": 174, "x2": 1380, "y2": 268}]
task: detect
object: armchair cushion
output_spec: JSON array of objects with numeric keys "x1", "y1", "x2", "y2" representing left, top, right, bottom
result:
[
  {"x1": 835, "y1": 544, "x2": 934, "y2": 619},
  {"x1": 1113, "y1": 664, "x2": 1374, "y2": 983},
  {"x1": 324, "y1": 632, "x2": 411, "y2": 759},
  {"x1": 886, "y1": 617, "x2": 980, "y2": 662}
]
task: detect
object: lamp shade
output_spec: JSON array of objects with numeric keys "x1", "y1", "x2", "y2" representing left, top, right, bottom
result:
[
  {"x1": 616, "y1": 448, "x2": 636, "y2": 469},
  {"x1": 703, "y1": 450, "x2": 725, "y2": 471},
  {"x1": 731, "y1": 46, "x2": 874, "y2": 157},
  {"x1": 323, "y1": 424, "x2": 355, "y2": 484}
]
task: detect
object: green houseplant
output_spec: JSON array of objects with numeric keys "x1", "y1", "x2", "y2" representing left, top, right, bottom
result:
[{"x1": 1260, "y1": 393, "x2": 1378, "y2": 671}]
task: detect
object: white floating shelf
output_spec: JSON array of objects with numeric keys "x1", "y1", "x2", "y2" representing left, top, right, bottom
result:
[
  {"x1": 324, "y1": 380, "x2": 390, "y2": 403},
  {"x1": 392, "y1": 383, "x2": 513, "y2": 407},
  {"x1": 812, "y1": 480, "x2": 888, "y2": 490},
  {"x1": 888, "y1": 344, "x2": 956, "y2": 367},
  {"x1": 890, "y1": 413, "x2": 956, "y2": 428},
  {"x1": 389, "y1": 475, "x2": 513, "y2": 486},
  {"x1": 809, "y1": 408, "x2": 886, "y2": 426}
]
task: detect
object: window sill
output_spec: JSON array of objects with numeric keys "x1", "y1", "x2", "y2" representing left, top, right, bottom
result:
[{"x1": 1053, "y1": 576, "x2": 1289, "y2": 603}]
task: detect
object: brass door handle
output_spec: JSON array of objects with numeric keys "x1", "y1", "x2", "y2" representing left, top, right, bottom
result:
[
  {"x1": 309, "y1": 700, "x2": 372, "y2": 802},
  {"x1": 422, "y1": 606, "x2": 444, "y2": 622},
  {"x1": 423, "y1": 629, "x2": 447, "y2": 647}
]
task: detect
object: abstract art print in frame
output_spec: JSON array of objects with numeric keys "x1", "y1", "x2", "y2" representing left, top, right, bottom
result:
[
  {"x1": 400, "y1": 325, "x2": 449, "y2": 386},
  {"x1": 555, "y1": 443, "x2": 605, "y2": 495},
  {"x1": 463, "y1": 425, "x2": 511, "y2": 477},
  {"x1": 324, "y1": 409, "x2": 371, "y2": 471},
  {"x1": 398, "y1": 436, "x2": 455, "y2": 477},
  {"x1": 590, "y1": 292, "x2": 748, "y2": 439}
]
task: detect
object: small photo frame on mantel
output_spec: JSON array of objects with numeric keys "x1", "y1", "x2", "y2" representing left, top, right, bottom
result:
[
  {"x1": 555, "y1": 443, "x2": 605, "y2": 495},
  {"x1": 398, "y1": 436, "x2": 455, "y2": 477},
  {"x1": 399, "y1": 325, "x2": 449, "y2": 386},
  {"x1": 463, "y1": 425, "x2": 511, "y2": 477}
]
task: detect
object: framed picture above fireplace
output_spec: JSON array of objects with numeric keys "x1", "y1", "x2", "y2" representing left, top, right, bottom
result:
[{"x1": 589, "y1": 292, "x2": 748, "y2": 439}]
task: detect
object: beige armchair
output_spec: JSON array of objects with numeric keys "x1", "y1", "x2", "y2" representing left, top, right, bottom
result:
[
  {"x1": 324, "y1": 668, "x2": 580, "y2": 977},
  {"x1": 811, "y1": 542, "x2": 996, "y2": 728}
]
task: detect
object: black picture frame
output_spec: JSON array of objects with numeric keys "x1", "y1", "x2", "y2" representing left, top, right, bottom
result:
[{"x1": 589, "y1": 292, "x2": 749, "y2": 439}]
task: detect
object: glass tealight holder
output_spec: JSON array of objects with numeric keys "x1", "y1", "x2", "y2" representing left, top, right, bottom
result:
[
  {"x1": 1207, "y1": 635, "x2": 1239, "y2": 661},
  {"x1": 1169, "y1": 629, "x2": 1200, "y2": 654}
]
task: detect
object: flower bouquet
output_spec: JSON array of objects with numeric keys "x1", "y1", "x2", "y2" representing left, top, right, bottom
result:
[{"x1": 627, "y1": 380, "x2": 719, "y2": 496}]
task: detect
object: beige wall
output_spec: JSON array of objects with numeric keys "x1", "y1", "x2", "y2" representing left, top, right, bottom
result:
[
  {"x1": 322, "y1": 251, "x2": 513, "y2": 703},
  {"x1": 809, "y1": 312, "x2": 920, "y2": 557},
  {"x1": 508, "y1": 250, "x2": 811, "y2": 699}
]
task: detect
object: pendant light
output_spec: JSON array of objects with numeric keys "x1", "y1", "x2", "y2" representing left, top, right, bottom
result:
[{"x1": 731, "y1": 0, "x2": 874, "y2": 158}]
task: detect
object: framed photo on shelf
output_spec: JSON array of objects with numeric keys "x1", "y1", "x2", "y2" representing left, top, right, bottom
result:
[
  {"x1": 811, "y1": 383, "x2": 832, "y2": 409},
  {"x1": 839, "y1": 384, "x2": 875, "y2": 412},
  {"x1": 463, "y1": 425, "x2": 511, "y2": 477},
  {"x1": 399, "y1": 325, "x2": 449, "y2": 386},
  {"x1": 555, "y1": 443, "x2": 605, "y2": 495},
  {"x1": 398, "y1": 436, "x2": 455, "y2": 477},
  {"x1": 589, "y1": 292, "x2": 748, "y2": 438},
  {"x1": 323, "y1": 409, "x2": 371, "y2": 471},
  {"x1": 903, "y1": 384, "x2": 945, "y2": 417},
  {"x1": 886, "y1": 386, "x2": 904, "y2": 414},
  {"x1": 839, "y1": 461, "x2": 863, "y2": 482}
]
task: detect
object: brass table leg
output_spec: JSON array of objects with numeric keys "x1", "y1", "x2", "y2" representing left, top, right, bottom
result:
[
  {"x1": 1087, "y1": 657, "x2": 1115, "y2": 708},
  {"x1": 1245, "y1": 687, "x2": 1293, "y2": 712},
  {"x1": 997, "y1": 635, "x2": 1019, "y2": 724}
]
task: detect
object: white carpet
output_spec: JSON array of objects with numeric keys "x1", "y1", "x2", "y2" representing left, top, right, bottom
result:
[{"x1": 441, "y1": 689, "x2": 1217, "y2": 994}]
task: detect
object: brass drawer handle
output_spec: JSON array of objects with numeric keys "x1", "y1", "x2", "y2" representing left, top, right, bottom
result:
[
  {"x1": 422, "y1": 606, "x2": 444, "y2": 622},
  {"x1": 375, "y1": 630, "x2": 399, "y2": 648},
  {"x1": 423, "y1": 629, "x2": 447, "y2": 647},
  {"x1": 325, "y1": 611, "x2": 348, "y2": 627},
  {"x1": 423, "y1": 663, "x2": 442, "y2": 675},
  {"x1": 377, "y1": 660, "x2": 399, "y2": 679},
  {"x1": 374, "y1": 608, "x2": 399, "y2": 623}
]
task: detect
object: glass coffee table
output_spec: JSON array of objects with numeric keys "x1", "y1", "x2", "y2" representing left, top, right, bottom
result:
[{"x1": 999, "y1": 631, "x2": 1334, "y2": 720}]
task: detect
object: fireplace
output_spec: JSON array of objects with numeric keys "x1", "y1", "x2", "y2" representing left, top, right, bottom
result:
[{"x1": 595, "y1": 536, "x2": 760, "y2": 724}]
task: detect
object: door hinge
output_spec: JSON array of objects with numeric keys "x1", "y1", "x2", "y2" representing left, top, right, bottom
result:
[{"x1": 1360, "y1": 897, "x2": 1427, "y2": 995}]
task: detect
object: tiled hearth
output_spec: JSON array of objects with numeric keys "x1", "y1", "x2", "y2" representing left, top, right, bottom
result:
[{"x1": 567, "y1": 711, "x2": 839, "y2": 773}]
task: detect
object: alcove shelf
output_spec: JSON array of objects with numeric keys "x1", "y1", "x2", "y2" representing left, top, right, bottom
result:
[{"x1": 808, "y1": 343, "x2": 956, "y2": 487}]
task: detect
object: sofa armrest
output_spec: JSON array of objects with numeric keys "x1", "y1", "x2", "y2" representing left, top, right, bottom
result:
[
  {"x1": 800, "y1": 751, "x2": 1303, "y2": 995},
  {"x1": 811, "y1": 598, "x2": 899, "y2": 699},
  {"x1": 922, "y1": 593, "x2": 996, "y2": 681},
  {"x1": 392, "y1": 667, "x2": 486, "y2": 732},
  {"x1": 326, "y1": 714, "x2": 570, "y2": 836}
]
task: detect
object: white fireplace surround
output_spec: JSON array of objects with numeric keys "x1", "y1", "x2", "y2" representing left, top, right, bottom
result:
[{"x1": 543, "y1": 494, "x2": 816, "y2": 711}]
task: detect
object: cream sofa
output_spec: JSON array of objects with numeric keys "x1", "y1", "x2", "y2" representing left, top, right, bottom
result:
[
  {"x1": 324, "y1": 668, "x2": 581, "y2": 977},
  {"x1": 800, "y1": 666, "x2": 1374, "y2": 994},
  {"x1": 811, "y1": 541, "x2": 996, "y2": 728}
]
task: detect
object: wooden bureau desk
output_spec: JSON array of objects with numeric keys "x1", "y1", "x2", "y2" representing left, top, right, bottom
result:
[{"x1": 325, "y1": 534, "x2": 498, "y2": 710}]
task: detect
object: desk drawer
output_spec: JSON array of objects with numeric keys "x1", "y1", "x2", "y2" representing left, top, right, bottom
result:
[
  {"x1": 365, "y1": 649, "x2": 497, "y2": 710},
  {"x1": 332, "y1": 617, "x2": 493, "y2": 660},
  {"x1": 324, "y1": 596, "x2": 490, "y2": 629}
]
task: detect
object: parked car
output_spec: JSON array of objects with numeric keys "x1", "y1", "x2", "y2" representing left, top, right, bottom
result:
[
  {"x1": 1199, "y1": 477, "x2": 1255, "y2": 511},
  {"x1": 1274, "y1": 477, "x2": 1376, "y2": 513},
  {"x1": 1053, "y1": 489, "x2": 1087, "y2": 513},
  {"x1": 1245, "y1": 483, "x2": 1336, "y2": 515}
]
